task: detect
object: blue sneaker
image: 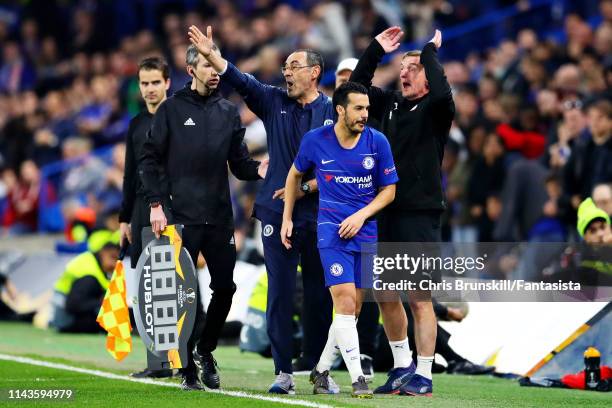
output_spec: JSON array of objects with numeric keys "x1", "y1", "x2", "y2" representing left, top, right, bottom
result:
[
  {"x1": 268, "y1": 372, "x2": 296, "y2": 394},
  {"x1": 399, "y1": 374, "x2": 433, "y2": 397},
  {"x1": 373, "y1": 362, "x2": 416, "y2": 394}
]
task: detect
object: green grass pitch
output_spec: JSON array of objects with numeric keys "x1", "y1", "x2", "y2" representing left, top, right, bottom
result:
[{"x1": 0, "y1": 322, "x2": 609, "y2": 407}]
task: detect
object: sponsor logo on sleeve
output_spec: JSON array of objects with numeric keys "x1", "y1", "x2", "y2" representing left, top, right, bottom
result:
[{"x1": 384, "y1": 166, "x2": 396, "y2": 175}]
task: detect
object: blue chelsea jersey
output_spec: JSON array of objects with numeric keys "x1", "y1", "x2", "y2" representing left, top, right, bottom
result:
[{"x1": 294, "y1": 125, "x2": 398, "y2": 251}]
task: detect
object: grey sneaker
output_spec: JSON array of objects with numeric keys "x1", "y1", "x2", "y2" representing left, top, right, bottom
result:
[
  {"x1": 268, "y1": 372, "x2": 296, "y2": 394},
  {"x1": 310, "y1": 369, "x2": 339, "y2": 394},
  {"x1": 352, "y1": 375, "x2": 373, "y2": 398}
]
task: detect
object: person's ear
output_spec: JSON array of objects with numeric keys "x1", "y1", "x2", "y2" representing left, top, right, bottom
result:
[
  {"x1": 335, "y1": 104, "x2": 344, "y2": 117},
  {"x1": 313, "y1": 65, "x2": 320, "y2": 82},
  {"x1": 187, "y1": 66, "x2": 194, "y2": 77}
]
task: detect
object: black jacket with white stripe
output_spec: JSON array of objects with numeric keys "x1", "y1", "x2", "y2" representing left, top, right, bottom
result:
[{"x1": 140, "y1": 82, "x2": 261, "y2": 227}]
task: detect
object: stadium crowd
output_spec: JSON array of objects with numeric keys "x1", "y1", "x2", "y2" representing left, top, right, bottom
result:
[{"x1": 0, "y1": 0, "x2": 610, "y2": 254}]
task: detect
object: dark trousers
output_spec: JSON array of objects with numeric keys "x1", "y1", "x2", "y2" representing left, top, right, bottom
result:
[
  {"x1": 378, "y1": 209, "x2": 442, "y2": 242},
  {"x1": 181, "y1": 224, "x2": 237, "y2": 376},
  {"x1": 357, "y1": 292, "x2": 380, "y2": 357},
  {"x1": 261, "y1": 219, "x2": 332, "y2": 374}
]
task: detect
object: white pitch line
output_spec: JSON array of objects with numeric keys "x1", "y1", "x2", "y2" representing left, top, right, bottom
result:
[{"x1": 0, "y1": 353, "x2": 333, "y2": 408}]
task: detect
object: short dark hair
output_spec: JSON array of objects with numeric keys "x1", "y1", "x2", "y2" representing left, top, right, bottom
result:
[
  {"x1": 332, "y1": 81, "x2": 368, "y2": 110},
  {"x1": 138, "y1": 57, "x2": 170, "y2": 81},
  {"x1": 295, "y1": 48, "x2": 324, "y2": 83}
]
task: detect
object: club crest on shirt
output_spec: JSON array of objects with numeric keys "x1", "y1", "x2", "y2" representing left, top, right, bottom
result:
[
  {"x1": 323, "y1": 119, "x2": 334, "y2": 126},
  {"x1": 362, "y1": 156, "x2": 375, "y2": 170},
  {"x1": 263, "y1": 224, "x2": 274, "y2": 237},
  {"x1": 330, "y1": 263, "x2": 344, "y2": 277}
]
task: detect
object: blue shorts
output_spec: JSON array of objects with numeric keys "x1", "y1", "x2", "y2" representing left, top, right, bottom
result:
[{"x1": 319, "y1": 248, "x2": 374, "y2": 288}]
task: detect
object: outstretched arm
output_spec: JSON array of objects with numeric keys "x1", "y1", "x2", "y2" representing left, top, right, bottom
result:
[
  {"x1": 421, "y1": 30, "x2": 453, "y2": 109},
  {"x1": 189, "y1": 25, "x2": 277, "y2": 119},
  {"x1": 350, "y1": 26, "x2": 404, "y2": 121}
]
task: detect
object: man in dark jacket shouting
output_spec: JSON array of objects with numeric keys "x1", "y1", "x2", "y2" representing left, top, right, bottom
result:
[
  {"x1": 140, "y1": 44, "x2": 268, "y2": 391},
  {"x1": 350, "y1": 28, "x2": 454, "y2": 396}
]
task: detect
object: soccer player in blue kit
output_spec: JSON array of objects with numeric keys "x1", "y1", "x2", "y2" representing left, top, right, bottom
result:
[{"x1": 281, "y1": 82, "x2": 398, "y2": 398}]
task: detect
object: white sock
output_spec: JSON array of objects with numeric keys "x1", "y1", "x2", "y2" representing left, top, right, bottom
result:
[
  {"x1": 389, "y1": 338, "x2": 413, "y2": 368},
  {"x1": 334, "y1": 314, "x2": 363, "y2": 383},
  {"x1": 415, "y1": 355, "x2": 434, "y2": 380},
  {"x1": 316, "y1": 323, "x2": 340, "y2": 372}
]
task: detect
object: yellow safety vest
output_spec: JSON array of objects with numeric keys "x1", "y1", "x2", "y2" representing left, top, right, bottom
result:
[{"x1": 54, "y1": 252, "x2": 109, "y2": 295}]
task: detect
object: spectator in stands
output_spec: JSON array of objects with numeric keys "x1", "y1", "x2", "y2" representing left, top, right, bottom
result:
[
  {"x1": 544, "y1": 198, "x2": 612, "y2": 289},
  {"x1": 563, "y1": 100, "x2": 612, "y2": 213},
  {"x1": 1, "y1": 160, "x2": 48, "y2": 235},
  {"x1": 60, "y1": 137, "x2": 107, "y2": 205},
  {"x1": 592, "y1": 183, "x2": 612, "y2": 216},
  {"x1": 468, "y1": 133, "x2": 506, "y2": 241},
  {"x1": 454, "y1": 87, "x2": 482, "y2": 136},
  {"x1": 0, "y1": 41, "x2": 36, "y2": 93},
  {"x1": 1, "y1": 91, "x2": 42, "y2": 170},
  {"x1": 90, "y1": 143, "x2": 125, "y2": 216},
  {"x1": 76, "y1": 75, "x2": 128, "y2": 147}
]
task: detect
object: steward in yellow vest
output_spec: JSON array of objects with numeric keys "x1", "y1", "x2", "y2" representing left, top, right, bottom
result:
[{"x1": 50, "y1": 230, "x2": 120, "y2": 332}]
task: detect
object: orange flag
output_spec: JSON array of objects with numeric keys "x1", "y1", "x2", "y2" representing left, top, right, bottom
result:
[{"x1": 97, "y1": 259, "x2": 132, "y2": 361}]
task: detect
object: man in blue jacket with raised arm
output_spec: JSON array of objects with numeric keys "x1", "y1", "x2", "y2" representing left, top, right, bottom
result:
[{"x1": 188, "y1": 25, "x2": 334, "y2": 394}]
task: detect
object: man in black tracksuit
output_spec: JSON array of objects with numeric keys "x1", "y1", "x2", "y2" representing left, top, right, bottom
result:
[
  {"x1": 140, "y1": 44, "x2": 266, "y2": 391},
  {"x1": 350, "y1": 28, "x2": 454, "y2": 396},
  {"x1": 119, "y1": 57, "x2": 171, "y2": 270},
  {"x1": 119, "y1": 57, "x2": 173, "y2": 379}
]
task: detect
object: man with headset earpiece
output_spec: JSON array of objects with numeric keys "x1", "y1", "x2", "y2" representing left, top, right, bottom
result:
[{"x1": 140, "y1": 44, "x2": 268, "y2": 391}]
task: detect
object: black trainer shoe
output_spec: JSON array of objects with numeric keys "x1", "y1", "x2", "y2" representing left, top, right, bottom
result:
[
  {"x1": 193, "y1": 349, "x2": 220, "y2": 389},
  {"x1": 447, "y1": 360, "x2": 495, "y2": 375},
  {"x1": 432, "y1": 362, "x2": 446, "y2": 374},
  {"x1": 310, "y1": 369, "x2": 339, "y2": 394},
  {"x1": 181, "y1": 374, "x2": 204, "y2": 391},
  {"x1": 352, "y1": 375, "x2": 373, "y2": 398},
  {"x1": 130, "y1": 368, "x2": 173, "y2": 378}
]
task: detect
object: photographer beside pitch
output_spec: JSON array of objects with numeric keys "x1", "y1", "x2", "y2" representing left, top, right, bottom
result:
[
  {"x1": 350, "y1": 28, "x2": 455, "y2": 396},
  {"x1": 282, "y1": 82, "x2": 398, "y2": 398},
  {"x1": 140, "y1": 44, "x2": 267, "y2": 391}
]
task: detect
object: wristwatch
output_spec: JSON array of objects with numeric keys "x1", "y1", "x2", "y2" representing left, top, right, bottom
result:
[
  {"x1": 300, "y1": 182, "x2": 311, "y2": 194},
  {"x1": 150, "y1": 201, "x2": 161, "y2": 208}
]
